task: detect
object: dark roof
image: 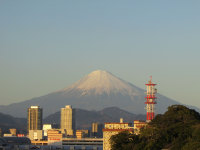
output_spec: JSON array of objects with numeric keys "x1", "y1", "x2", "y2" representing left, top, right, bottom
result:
[
  {"x1": 2, "y1": 137, "x2": 31, "y2": 145},
  {"x1": 0, "y1": 138, "x2": 7, "y2": 145}
]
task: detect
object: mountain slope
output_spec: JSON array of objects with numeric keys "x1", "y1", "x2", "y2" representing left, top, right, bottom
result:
[
  {"x1": 0, "y1": 112, "x2": 26, "y2": 134},
  {"x1": 0, "y1": 70, "x2": 188, "y2": 117},
  {"x1": 0, "y1": 107, "x2": 145, "y2": 134},
  {"x1": 44, "y1": 107, "x2": 146, "y2": 129}
]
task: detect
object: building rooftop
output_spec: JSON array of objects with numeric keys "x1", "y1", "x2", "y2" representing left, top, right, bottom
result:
[
  {"x1": 1, "y1": 137, "x2": 31, "y2": 145},
  {"x1": 65, "y1": 105, "x2": 72, "y2": 108},
  {"x1": 30, "y1": 106, "x2": 40, "y2": 108}
]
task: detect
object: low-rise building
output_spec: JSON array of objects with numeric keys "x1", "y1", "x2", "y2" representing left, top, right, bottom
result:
[
  {"x1": 43, "y1": 124, "x2": 52, "y2": 137},
  {"x1": 133, "y1": 120, "x2": 147, "y2": 135},
  {"x1": 17, "y1": 134, "x2": 25, "y2": 137},
  {"x1": 76, "y1": 130, "x2": 89, "y2": 139},
  {"x1": 47, "y1": 129, "x2": 62, "y2": 145},
  {"x1": 29, "y1": 130, "x2": 43, "y2": 141},
  {"x1": 103, "y1": 122, "x2": 133, "y2": 150},
  {"x1": 9, "y1": 128, "x2": 17, "y2": 136},
  {"x1": 3, "y1": 134, "x2": 13, "y2": 137},
  {"x1": 31, "y1": 140, "x2": 48, "y2": 146},
  {"x1": 62, "y1": 137, "x2": 103, "y2": 146}
]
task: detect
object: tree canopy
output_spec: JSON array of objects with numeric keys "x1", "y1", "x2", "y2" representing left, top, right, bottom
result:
[{"x1": 110, "y1": 105, "x2": 200, "y2": 150}]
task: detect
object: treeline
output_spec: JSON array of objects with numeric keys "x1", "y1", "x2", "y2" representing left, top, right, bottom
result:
[{"x1": 110, "y1": 105, "x2": 200, "y2": 150}]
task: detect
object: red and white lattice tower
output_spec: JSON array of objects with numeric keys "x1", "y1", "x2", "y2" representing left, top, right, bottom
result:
[{"x1": 145, "y1": 76, "x2": 157, "y2": 122}]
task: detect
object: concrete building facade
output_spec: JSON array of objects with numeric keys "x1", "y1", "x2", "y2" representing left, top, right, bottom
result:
[
  {"x1": 43, "y1": 124, "x2": 52, "y2": 137},
  {"x1": 76, "y1": 130, "x2": 89, "y2": 139},
  {"x1": 47, "y1": 129, "x2": 63, "y2": 145},
  {"x1": 103, "y1": 122, "x2": 133, "y2": 150},
  {"x1": 60, "y1": 105, "x2": 75, "y2": 136},
  {"x1": 92, "y1": 123, "x2": 103, "y2": 138},
  {"x1": 29, "y1": 130, "x2": 43, "y2": 141},
  {"x1": 133, "y1": 120, "x2": 147, "y2": 135},
  {"x1": 9, "y1": 128, "x2": 17, "y2": 136},
  {"x1": 27, "y1": 106, "x2": 43, "y2": 131}
]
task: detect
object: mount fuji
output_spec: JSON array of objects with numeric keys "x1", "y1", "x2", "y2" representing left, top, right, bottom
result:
[{"x1": 0, "y1": 70, "x2": 189, "y2": 117}]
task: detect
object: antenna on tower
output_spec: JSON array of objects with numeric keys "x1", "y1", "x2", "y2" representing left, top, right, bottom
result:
[
  {"x1": 145, "y1": 77, "x2": 157, "y2": 122},
  {"x1": 150, "y1": 76, "x2": 152, "y2": 83}
]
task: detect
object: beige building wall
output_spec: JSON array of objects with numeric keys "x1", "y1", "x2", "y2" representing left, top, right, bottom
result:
[
  {"x1": 76, "y1": 131, "x2": 83, "y2": 139},
  {"x1": 29, "y1": 130, "x2": 43, "y2": 141},
  {"x1": 92, "y1": 123, "x2": 98, "y2": 133},
  {"x1": 103, "y1": 123, "x2": 133, "y2": 150},
  {"x1": 60, "y1": 105, "x2": 75, "y2": 136},
  {"x1": 133, "y1": 120, "x2": 147, "y2": 135},
  {"x1": 43, "y1": 124, "x2": 52, "y2": 137},
  {"x1": 76, "y1": 130, "x2": 89, "y2": 139},
  {"x1": 47, "y1": 129, "x2": 63, "y2": 144},
  {"x1": 9, "y1": 128, "x2": 17, "y2": 136}
]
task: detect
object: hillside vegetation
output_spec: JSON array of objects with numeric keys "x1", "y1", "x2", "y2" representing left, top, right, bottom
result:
[
  {"x1": 110, "y1": 105, "x2": 200, "y2": 150},
  {"x1": 0, "y1": 112, "x2": 26, "y2": 134}
]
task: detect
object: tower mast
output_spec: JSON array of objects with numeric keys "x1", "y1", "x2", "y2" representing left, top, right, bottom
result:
[{"x1": 145, "y1": 76, "x2": 157, "y2": 122}]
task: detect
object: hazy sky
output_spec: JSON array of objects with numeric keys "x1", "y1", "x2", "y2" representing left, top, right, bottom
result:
[{"x1": 0, "y1": 1, "x2": 200, "y2": 108}]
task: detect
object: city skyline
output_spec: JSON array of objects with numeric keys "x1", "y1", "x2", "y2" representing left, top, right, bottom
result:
[{"x1": 0, "y1": 1, "x2": 200, "y2": 109}]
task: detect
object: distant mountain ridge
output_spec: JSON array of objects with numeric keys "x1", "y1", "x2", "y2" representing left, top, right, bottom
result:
[
  {"x1": 0, "y1": 70, "x2": 197, "y2": 117},
  {"x1": 0, "y1": 112, "x2": 26, "y2": 134},
  {"x1": 0, "y1": 107, "x2": 146, "y2": 133},
  {"x1": 44, "y1": 107, "x2": 146, "y2": 129}
]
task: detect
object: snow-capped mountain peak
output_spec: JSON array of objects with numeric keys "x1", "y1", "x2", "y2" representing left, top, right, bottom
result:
[
  {"x1": 0, "y1": 70, "x2": 181, "y2": 118},
  {"x1": 60, "y1": 70, "x2": 137, "y2": 95}
]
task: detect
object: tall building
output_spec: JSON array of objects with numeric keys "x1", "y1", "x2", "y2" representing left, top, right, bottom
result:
[
  {"x1": 92, "y1": 123, "x2": 103, "y2": 138},
  {"x1": 92, "y1": 123, "x2": 98, "y2": 135},
  {"x1": 27, "y1": 106, "x2": 43, "y2": 131},
  {"x1": 60, "y1": 105, "x2": 75, "y2": 136}
]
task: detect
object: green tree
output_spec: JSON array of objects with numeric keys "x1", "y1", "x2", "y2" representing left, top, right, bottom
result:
[
  {"x1": 110, "y1": 105, "x2": 200, "y2": 150},
  {"x1": 110, "y1": 131, "x2": 139, "y2": 150}
]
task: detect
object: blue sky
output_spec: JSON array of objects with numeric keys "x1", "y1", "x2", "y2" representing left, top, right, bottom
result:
[{"x1": 0, "y1": 1, "x2": 200, "y2": 108}]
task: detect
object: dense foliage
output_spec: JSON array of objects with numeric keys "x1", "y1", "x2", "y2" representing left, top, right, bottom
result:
[{"x1": 110, "y1": 105, "x2": 200, "y2": 150}]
